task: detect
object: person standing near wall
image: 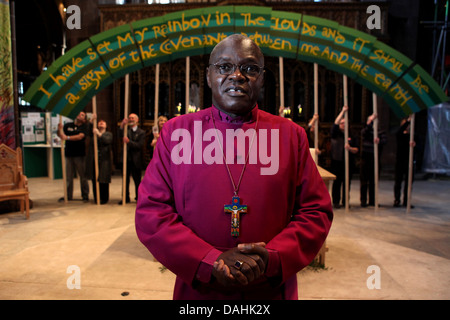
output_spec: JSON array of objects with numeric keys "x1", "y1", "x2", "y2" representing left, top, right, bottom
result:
[{"x1": 57, "y1": 111, "x2": 89, "y2": 202}]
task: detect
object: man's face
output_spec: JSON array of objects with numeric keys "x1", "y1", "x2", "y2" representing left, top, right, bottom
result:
[
  {"x1": 339, "y1": 119, "x2": 346, "y2": 131},
  {"x1": 128, "y1": 114, "x2": 138, "y2": 126},
  {"x1": 98, "y1": 120, "x2": 107, "y2": 130},
  {"x1": 76, "y1": 112, "x2": 86, "y2": 122},
  {"x1": 206, "y1": 37, "x2": 264, "y2": 117}
]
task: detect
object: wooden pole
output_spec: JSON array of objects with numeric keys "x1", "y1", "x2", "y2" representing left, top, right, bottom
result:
[
  {"x1": 406, "y1": 113, "x2": 415, "y2": 213},
  {"x1": 154, "y1": 64, "x2": 160, "y2": 123},
  {"x1": 314, "y1": 63, "x2": 319, "y2": 163},
  {"x1": 185, "y1": 57, "x2": 190, "y2": 114},
  {"x1": 92, "y1": 96, "x2": 100, "y2": 205},
  {"x1": 343, "y1": 75, "x2": 349, "y2": 212},
  {"x1": 279, "y1": 57, "x2": 284, "y2": 110},
  {"x1": 122, "y1": 74, "x2": 130, "y2": 206},
  {"x1": 60, "y1": 115, "x2": 68, "y2": 203},
  {"x1": 372, "y1": 93, "x2": 379, "y2": 210}
]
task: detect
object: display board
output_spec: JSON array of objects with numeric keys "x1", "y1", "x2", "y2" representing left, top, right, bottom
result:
[
  {"x1": 21, "y1": 112, "x2": 47, "y2": 145},
  {"x1": 21, "y1": 112, "x2": 71, "y2": 146}
]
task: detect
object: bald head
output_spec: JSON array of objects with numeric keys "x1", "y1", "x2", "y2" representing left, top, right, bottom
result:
[{"x1": 209, "y1": 34, "x2": 264, "y2": 66}]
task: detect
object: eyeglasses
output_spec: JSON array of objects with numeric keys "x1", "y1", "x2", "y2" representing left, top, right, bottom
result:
[{"x1": 209, "y1": 63, "x2": 264, "y2": 78}]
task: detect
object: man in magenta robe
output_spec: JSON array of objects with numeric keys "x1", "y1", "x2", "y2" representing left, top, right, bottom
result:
[{"x1": 135, "y1": 34, "x2": 333, "y2": 300}]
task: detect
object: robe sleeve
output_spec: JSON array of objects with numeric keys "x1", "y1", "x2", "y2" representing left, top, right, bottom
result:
[
  {"x1": 265, "y1": 127, "x2": 333, "y2": 283},
  {"x1": 135, "y1": 124, "x2": 221, "y2": 286}
]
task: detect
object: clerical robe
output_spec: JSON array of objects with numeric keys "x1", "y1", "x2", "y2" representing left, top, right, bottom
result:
[{"x1": 135, "y1": 106, "x2": 333, "y2": 300}]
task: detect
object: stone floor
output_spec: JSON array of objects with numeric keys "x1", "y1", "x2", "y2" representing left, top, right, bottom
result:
[{"x1": 0, "y1": 175, "x2": 449, "y2": 300}]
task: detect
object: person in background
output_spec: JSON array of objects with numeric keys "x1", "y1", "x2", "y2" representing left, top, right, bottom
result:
[
  {"x1": 360, "y1": 113, "x2": 387, "y2": 207},
  {"x1": 119, "y1": 113, "x2": 145, "y2": 204},
  {"x1": 86, "y1": 116, "x2": 113, "y2": 204},
  {"x1": 306, "y1": 114, "x2": 327, "y2": 161},
  {"x1": 330, "y1": 105, "x2": 359, "y2": 208},
  {"x1": 393, "y1": 115, "x2": 416, "y2": 207},
  {"x1": 151, "y1": 115, "x2": 168, "y2": 149},
  {"x1": 57, "y1": 111, "x2": 89, "y2": 202}
]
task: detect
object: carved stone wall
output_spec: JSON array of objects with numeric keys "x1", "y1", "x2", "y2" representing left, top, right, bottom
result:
[{"x1": 99, "y1": 1, "x2": 389, "y2": 37}]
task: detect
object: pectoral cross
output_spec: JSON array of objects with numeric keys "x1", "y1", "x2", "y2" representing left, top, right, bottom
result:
[{"x1": 224, "y1": 196, "x2": 247, "y2": 237}]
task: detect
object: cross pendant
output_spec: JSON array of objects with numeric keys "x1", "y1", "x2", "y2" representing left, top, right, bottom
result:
[{"x1": 224, "y1": 196, "x2": 247, "y2": 237}]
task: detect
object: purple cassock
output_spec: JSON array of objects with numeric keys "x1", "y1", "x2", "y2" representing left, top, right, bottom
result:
[{"x1": 135, "y1": 105, "x2": 333, "y2": 300}]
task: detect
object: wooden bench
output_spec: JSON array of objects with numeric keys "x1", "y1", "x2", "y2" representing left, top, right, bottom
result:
[{"x1": 0, "y1": 144, "x2": 30, "y2": 219}]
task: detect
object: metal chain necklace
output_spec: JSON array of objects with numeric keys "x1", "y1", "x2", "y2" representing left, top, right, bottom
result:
[{"x1": 210, "y1": 109, "x2": 259, "y2": 237}]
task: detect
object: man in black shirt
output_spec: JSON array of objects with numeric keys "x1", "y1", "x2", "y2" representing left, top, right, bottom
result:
[{"x1": 57, "y1": 111, "x2": 89, "y2": 202}]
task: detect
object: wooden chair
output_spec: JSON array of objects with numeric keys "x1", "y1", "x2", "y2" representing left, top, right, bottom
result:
[{"x1": 0, "y1": 144, "x2": 30, "y2": 219}]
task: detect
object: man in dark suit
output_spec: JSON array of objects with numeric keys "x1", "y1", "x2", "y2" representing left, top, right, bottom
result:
[{"x1": 120, "y1": 113, "x2": 145, "y2": 204}]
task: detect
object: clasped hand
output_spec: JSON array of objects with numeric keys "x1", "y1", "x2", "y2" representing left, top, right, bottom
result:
[{"x1": 212, "y1": 242, "x2": 268, "y2": 287}]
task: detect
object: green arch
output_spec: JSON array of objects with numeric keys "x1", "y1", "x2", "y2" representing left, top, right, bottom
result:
[{"x1": 24, "y1": 5, "x2": 447, "y2": 119}]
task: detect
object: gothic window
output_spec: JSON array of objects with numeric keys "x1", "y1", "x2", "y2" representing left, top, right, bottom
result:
[
  {"x1": 143, "y1": 66, "x2": 156, "y2": 121},
  {"x1": 144, "y1": 81, "x2": 155, "y2": 120},
  {"x1": 294, "y1": 81, "x2": 306, "y2": 122},
  {"x1": 174, "y1": 81, "x2": 185, "y2": 114},
  {"x1": 172, "y1": 59, "x2": 186, "y2": 114},
  {"x1": 159, "y1": 64, "x2": 171, "y2": 117},
  {"x1": 261, "y1": 66, "x2": 277, "y2": 115},
  {"x1": 324, "y1": 81, "x2": 337, "y2": 123},
  {"x1": 293, "y1": 63, "x2": 307, "y2": 122},
  {"x1": 159, "y1": 82, "x2": 169, "y2": 117}
]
